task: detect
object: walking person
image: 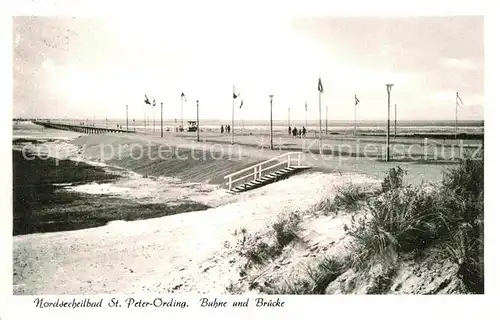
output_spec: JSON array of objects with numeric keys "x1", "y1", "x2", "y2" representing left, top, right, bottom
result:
[
  {"x1": 302, "y1": 126, "x2": 306, "y2": 137},
  {"x1": 288, "y1": 126, "x2": 292, "y2": 136},
  {"x1": 221, "y1": 125, "x2": 224, "y2": 134}
]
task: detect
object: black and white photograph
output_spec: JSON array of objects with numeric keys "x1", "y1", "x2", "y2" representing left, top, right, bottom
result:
[{"x1": 8, "y1": 7, "x2": 487, "y2": 303}]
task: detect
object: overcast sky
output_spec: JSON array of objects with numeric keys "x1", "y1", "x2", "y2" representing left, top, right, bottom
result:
[{"x1": 12, "y1": 15, "x2": 483, "y2": 121}]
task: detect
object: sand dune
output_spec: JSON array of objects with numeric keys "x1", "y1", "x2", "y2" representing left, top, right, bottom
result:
[{"x1": 13, "y1": 172, "x2": 376, "y2": 294}]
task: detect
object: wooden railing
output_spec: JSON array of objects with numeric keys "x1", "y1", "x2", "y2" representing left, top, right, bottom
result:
[{"x1": 224, "y1": 152, "x2": 304, "y2": 190}]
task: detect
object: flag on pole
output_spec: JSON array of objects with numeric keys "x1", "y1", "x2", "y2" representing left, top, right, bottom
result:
[
  {"x1": 232, "y1": 85, "x2": 239, "y2": 99},
  {"x1": 144, "y1": 95, "x2": 151, "y2": 105},
  {"x1": 457, "y1": 92, "x2": 464, "y2": 107},
  {"x1": 152, "y1": 99, "x2": 156, "y2": 107},
  {"x1": 318, "y1": 78, "x2": 324, "y2": 93},
  {"x1": 355, "y1": 94, "x2": 360, "y2": 106},
  {"x1": 181, "y1": 92, "x2": 187, "y2": 102},
  {"x1": 240, "y1": 100, "x2": 243, "y2": 109}
]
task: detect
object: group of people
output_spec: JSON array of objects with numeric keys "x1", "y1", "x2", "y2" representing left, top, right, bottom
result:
[
  {"x1": 289, "y1": 126, "x2": 306, "y2": 138},
  {"x1": 221, "y1": 124, "x2": 231, "y2": 134}
]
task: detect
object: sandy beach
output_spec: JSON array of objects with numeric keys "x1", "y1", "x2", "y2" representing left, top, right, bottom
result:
[
  {"x1": 14, "y1": 171, "x2": 375, "y2": 294},
  {"x1": 13, "y1": 126, "x2": 478, "y2": 294},
  {"x1": 71, "y1": 130, "x2": 467, "y2": 184}
]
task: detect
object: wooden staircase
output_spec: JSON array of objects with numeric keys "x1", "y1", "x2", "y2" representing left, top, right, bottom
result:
[{"x1": 224, "y1": 152, "x2": 311, "y2": 193}]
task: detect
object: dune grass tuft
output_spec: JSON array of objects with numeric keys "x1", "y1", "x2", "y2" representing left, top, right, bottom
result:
[
  {"x1": 344, "y1": 151, "x2": 484, "y2": 293},
  {"x1": 273, "y1": 212, "x2": 301, "y2": 248},
  {"x1": 242, "y1": 212, "x2": 302, "y2": 267},
  {"x1": 319, "y1": 183, "x2": 372, "y2": 214},
  {"x1": 305, "y1": 256, "x2": 346, "y2": 294},
  {"x1": 440, "y1": 151, "x2": 484, "y2": 293},
  {"x1": 269, "y1": 255, "x2": 346, "y2": 294}
]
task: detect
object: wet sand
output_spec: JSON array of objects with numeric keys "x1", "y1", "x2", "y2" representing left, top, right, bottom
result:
[{"x1": 12, "y1": 149, "x2": 209, "y2": 236}]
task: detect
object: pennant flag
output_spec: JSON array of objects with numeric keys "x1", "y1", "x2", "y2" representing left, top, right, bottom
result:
[
  {"x1": 457, "y1": 92, "x2": 464, "y2": 106},
  {"x1": 318, "y1": 78, "x2": 324, "y2": 93},
  {"x1": 240, "y1": 100, "x2": 243, "y2": 109},
  {"x1": 305, "y1": 102, "x2": 308, "y2": 111},
  {"x1": 144, "y1": 94, "x2": 151, "y2": 105},
  {"x1": 152, "y1": 99, "x2": 156, "y2": 107},
  {"x1": 181, "y1": 92, "x2": 187, "y2": 102},
  {"x1": 355, "y1": 94, "x2": 360, "y2": 106},
  {"x1": 233, "y1": 85, "x2": 240, "y2": 99}
]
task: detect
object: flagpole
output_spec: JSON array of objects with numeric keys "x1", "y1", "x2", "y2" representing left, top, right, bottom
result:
[
  {"x1": 153, "y1": 110, "x2": 156, "y2": 134},
  {"x1": 394, "y1": 104, "x2": 397, "y2": 138},
  {"x1": 354, "y1": 99, "x2": 357, "y2": 137},
  {"x1": 326, "y1": 106, "x2": 328, "y2": 136},
  {"x1": 270, "y1": 94, "x2": 274, "y2": 150},
  {"x1": 305, "y1": 102, "x2": 308, "y2": 130},
  {"x1": 144, "y1": 107, "x2": 146, "y2": 136},
  {"x1": 288, "y1": 107, "x2": 290, "y2": 128},
  {"x1": 181, "y1": 95, "x2": 184, "y2": 134},
  {"x1": 385, "y1": 84, "x2": 394, "y2": 162},
  {"x1": 232, "y1": 85, "x2": 235, "y2": 145},
  {"x1": 196, "y1": 100, "x2": 200, "y2": 142},
  {"x1": 240, "y1": 100, "x2": 244, "y2": 133},
  {"x1": 455, "y1": 92, "x2": 458, "y2": 140},
  {"x1": 318, "y1": 91, "x2": 322, "y2": 155},
  {"x1": 126, "y1": 105, "x2": 129, "y2": 132},
  {"x1": 161, "y1": 102, "x2": 164, "y2": 138}
]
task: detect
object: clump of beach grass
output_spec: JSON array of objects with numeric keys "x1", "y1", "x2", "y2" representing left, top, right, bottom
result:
[
  {"x1": 273, "y1": 212, "x2": 301, "y2": 248},
  {"x1": 343, "y1": 151, "x2": 484, "y2": 293},
  {"x1": 241, "y1": 212, "x2": 302, "y2": 267},
  {"x1": 440, "y1": 150, "x2": 484, "y2": 293},
  {"x1": 269, "y1": 255, "x2": 346, "y2": 294},
  {"x1": 304, "y1": 256, "x2": 346, "y2": 294},
  {"x1": 381, "y1": 166, "x2": 407, "y2": 193},
  {"x1": 344, "y1": 185, "x2": 444, "y2": 269},
  {"x1": 318, "y1": 183, "x2": 372, "y2": 214}
]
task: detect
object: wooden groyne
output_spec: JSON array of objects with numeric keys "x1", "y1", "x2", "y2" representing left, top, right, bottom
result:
[{"x1": 32, "y1": 121, "x2": 135, "y2": 134}]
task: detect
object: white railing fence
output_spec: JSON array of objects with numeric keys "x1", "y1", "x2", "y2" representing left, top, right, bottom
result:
[{"x1": 224, "y1": 152, "x2": 304, "y2": 190}]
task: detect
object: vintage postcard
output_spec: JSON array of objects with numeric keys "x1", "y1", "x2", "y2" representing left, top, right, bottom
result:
[{"x1": 3, "y1": 2, "x2": 495, "y2": 319}]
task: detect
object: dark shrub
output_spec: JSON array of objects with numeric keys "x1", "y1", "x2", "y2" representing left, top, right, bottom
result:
[
  {"x1": 381, "y1": 166, "x2": 407, "y2": 193},
  {"x1": 440, "y1": 152, "x2": 484, "y2": 293},
  {"x1": 344, "y1": 186, "x2": 446, "y2": 268}
]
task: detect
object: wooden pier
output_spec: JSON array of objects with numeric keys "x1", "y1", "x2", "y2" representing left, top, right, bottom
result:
[{"x1": 32, "y1": 121, "x2": 135, "y2": 134}]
